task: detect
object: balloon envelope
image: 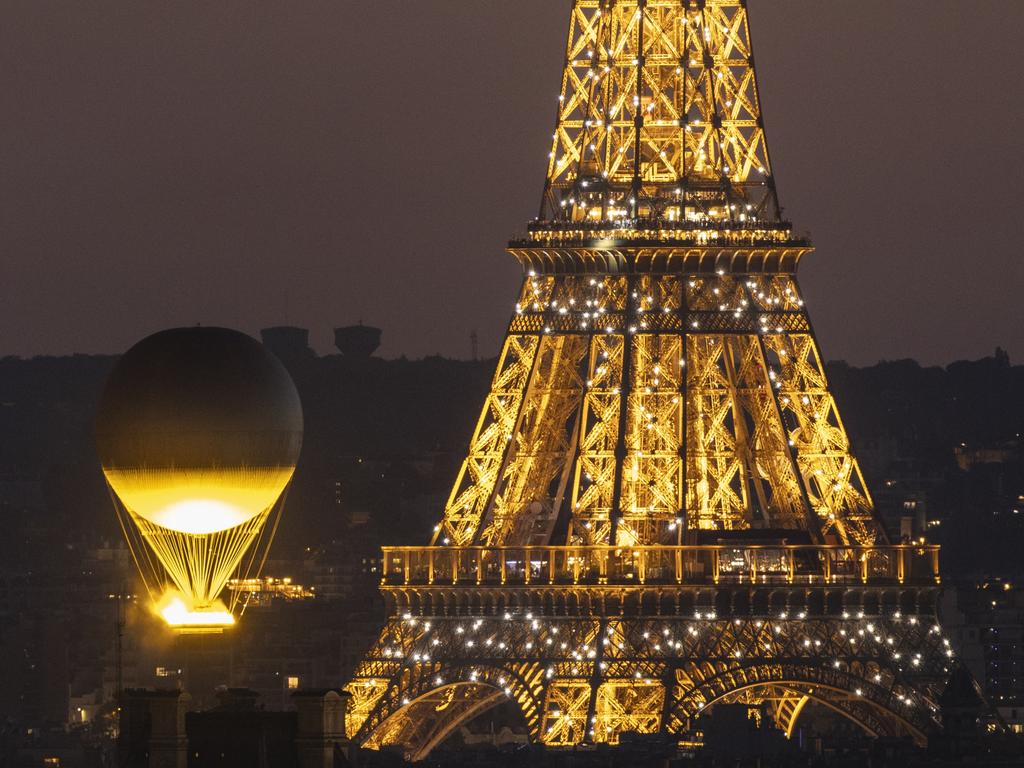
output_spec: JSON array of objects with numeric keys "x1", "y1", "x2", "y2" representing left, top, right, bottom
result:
[
  {"x1": 96, "y1": 327, "x2": 303, "y2": 625},
  {"x1": 96, "y1": 327, "x2": 303, "y2": 535}
]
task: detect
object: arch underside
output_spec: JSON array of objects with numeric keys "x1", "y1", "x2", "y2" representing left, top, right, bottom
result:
[
  {"x1": 347, "y1": 614, "x2": 948, "y2": 758},
  {"x1": 713, "y1": 682, "x2": 915, "y2": 741},
  {"x1": 364, "y1": 683, "x2": 507, "y2": 762}
]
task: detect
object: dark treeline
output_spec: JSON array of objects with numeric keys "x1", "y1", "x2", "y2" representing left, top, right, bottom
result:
[{"x1": 0, "y1": 347, "x2": 1021, "y2": 575}]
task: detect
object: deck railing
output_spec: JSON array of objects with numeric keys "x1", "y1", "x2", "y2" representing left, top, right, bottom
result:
[{"x1": 380, "y1": 544, "x2": 940, "y2": 588}]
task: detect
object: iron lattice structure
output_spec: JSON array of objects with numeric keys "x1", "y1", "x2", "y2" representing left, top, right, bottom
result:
[{"x1": 348, "y1": 0, "x2": 956, "y2": 757}]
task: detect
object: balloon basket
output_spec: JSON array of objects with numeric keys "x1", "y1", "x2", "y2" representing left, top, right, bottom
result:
[{"x1": 159, "y1": 596, "x2": 235, "y2": 634}]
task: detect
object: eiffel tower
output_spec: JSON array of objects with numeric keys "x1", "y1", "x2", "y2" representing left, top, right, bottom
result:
[{"x1": 347, "y1": 1, "x2": 953, "y2": 757}]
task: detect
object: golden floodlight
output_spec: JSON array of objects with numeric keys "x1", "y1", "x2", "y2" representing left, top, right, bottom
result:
[{"x1": 96, "y1": 327, "x2": 303, "y2": 632}]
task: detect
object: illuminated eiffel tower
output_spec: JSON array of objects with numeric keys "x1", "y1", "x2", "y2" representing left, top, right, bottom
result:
[{"x1": 347, "y1": 1, "x2": 954, "y2": 757}]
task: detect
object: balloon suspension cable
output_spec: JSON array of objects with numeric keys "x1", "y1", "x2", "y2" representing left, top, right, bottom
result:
[
  {"x1": 107, "y1": 483, "x2": 158, "y2": 606},
  {"x1": 234, "y1": 483, "x2": 290, "y2": 618}
]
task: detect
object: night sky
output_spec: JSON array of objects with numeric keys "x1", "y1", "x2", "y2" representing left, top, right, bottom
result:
[{"x1": 2, "y1": 1, "x2": 1022, "y2": 366}]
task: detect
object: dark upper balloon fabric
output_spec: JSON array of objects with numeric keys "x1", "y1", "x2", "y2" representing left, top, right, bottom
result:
[{"x1": 95, "y1": 327, "x2": 303, "y2": 471}]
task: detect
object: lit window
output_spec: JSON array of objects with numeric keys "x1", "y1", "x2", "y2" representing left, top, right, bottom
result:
[{"x1": 287, "y1": 676, "x2": 300, "y2": 690}]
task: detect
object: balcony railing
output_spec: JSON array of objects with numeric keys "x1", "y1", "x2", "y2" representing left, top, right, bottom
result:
[{"x1": 380, "y1": 545, "x2": 940, "y2": 588}]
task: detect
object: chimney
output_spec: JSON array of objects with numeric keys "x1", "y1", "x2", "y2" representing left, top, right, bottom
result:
[
  {"x1": 120, "y1": 689, "x2": 190, "y2": 768},
  {"x1": 292, "y1": 689, "x2": 352, "y2": 768}
]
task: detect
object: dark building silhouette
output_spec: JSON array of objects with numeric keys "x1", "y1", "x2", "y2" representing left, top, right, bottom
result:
[
  {"x1": 119, "y1": 687, "x2": 350, "y2": 768},
  {"x1": 262, "y1": 327, "x2": 316, "y2": 365},
  {"x1": 333, "y1": 325, "x2": 381, "y2": 359},
  {"x1": 937, "y1": 663, "x2": 985, "y2": 757},
  {"x1": 697, "y1": 703, "x2": 790, "y2": 761}
]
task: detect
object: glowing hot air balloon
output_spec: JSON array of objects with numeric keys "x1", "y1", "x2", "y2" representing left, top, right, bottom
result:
[{"x1": 96, "y1": 327, "x2": 303, "y2": 631}]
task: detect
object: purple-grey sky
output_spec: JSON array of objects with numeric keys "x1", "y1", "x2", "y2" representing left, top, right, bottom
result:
[{"x1": 2, "y1": 1, "x2": 1022, "y2": 365}]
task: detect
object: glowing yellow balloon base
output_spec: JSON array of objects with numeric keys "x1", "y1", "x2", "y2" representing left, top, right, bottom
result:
[
  {"x1": 108, "y1": 489, "x2": 286, "y2": 633},
  {"x1": 159, "y1": 594, "x2": 236, "y2": 635},
  {"x1": 104, "y1": 466, "x2": 295, "y2": 535}
]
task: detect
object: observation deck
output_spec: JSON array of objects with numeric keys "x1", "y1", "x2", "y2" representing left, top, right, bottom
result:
[
  {"x1": 382, "y1": 544, "x2": 940, "y2": 590},
  {"x1": 512, "y1": 218, "x2": 807, "y2": 250}
]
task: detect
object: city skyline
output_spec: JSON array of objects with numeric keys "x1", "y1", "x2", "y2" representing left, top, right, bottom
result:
[
  {"x1": 2, "y1": 0, "x2": 1023, "y2": 366},
  {"x1": 2, "y1": 2, "x2": 1023, "y2": 763}
]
